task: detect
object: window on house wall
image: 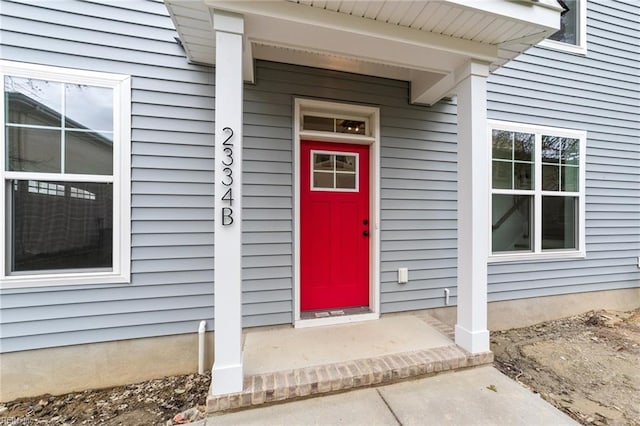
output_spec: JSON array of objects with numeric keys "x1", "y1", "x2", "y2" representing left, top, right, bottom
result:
[
  {"x1": 1, "y1": 61, "x2": 131, "y2": 288},
  {"x1": 489, "y1": 121, "x2": 586, "y2": 260},
  {"x1": 541, "y1": 0, "x2": 587, "y2": 54}
]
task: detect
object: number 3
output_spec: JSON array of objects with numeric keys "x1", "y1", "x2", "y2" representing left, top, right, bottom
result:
[{"x1": 222, "y1": 167, "x2": 233, "y2": 186}]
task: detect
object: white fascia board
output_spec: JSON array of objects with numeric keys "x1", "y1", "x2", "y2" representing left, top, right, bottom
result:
[
  {"x1": 205, "y1": 0, "x2": 498, "y2": 61},
  {"x1": 448, "y1": 0, "x2": 562, "y2": 32}
]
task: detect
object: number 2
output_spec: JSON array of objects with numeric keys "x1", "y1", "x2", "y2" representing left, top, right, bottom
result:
[{"x1": 222, "y1": 127, "x2": 234, "y2": 146}]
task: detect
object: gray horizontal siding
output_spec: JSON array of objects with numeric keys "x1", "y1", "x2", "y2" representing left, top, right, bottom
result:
[
  {"x1": 2, "y1": 0, "x2": 638, "y2": 354},
  {"x1": 0, "y1": 0, "x2": 217, "y2": 352},
  {"x1": 486, "y1": 0, "x2": 640, "y2": 302}
]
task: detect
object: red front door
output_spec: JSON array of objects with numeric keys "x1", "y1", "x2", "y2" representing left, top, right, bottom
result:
[{"x1": 300, "y1": 140, "x2": 370, "y2": 311}]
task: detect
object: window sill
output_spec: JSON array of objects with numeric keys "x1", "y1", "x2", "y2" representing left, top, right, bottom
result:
[
  {"x1": 489, "y1": 251, "x2": 586, "y2": 264},
  {"x1": 539, "y1": 39, "x2": 587, "y2": 56},
  {"x1": 1, "y1": 271, "x2": 131, "y2": 289}
]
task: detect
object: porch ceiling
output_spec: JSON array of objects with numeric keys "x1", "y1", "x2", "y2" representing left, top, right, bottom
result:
[{"x1": 165, "y1": 0, "x2": 562, "y2": 105}]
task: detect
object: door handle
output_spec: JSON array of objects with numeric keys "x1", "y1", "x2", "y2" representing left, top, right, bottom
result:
[{"x1": 363, "y1": 230, "x2": 369, "y2": 237}]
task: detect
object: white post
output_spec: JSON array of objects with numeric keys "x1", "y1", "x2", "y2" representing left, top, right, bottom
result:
[
  {"x1": 211, "y1": 10, "x2": 244, "y2": 395},
  {"x1": 454, "y1": 60, "x2": 491, "y2": 354}
]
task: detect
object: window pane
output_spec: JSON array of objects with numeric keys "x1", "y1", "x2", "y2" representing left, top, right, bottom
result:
[
  {"x1": 7, "y1": 127, "x2": 61, "y2": 172},
  {"x1": 335, "y1": 155, "x2": 356, "y2": 172},
  {"x1": 65, "y1": 84, "x2": 113, "y2": 132},
  {"x1": 336, "y1": 119, "x2": 365, "y2": 135},
  {"x1": 514, "y1": 162, "x2": 533, "y2": 190},
  {"x1": 5, "y1": 76, "x2": 62, "y2": 126},
  {"x1": 313, "y1": 153, "x2": 333, "y2": 171},
  {"x1": 542, "y1": 135, "x2": 561, "y2": 163},
  {"x1": 514, "y1": 132, "x2": 534, "y2": 161},
  {"x1": 492, "y1": 160, "x2": 512, "y2": 189},
  {"x1": 313, "y1": 172, "x2": 333, "y2": 188},
  {"x1": 65, "y1": 130, "x2": 113, "y2": 175},
  {"x1": 549, "y1": 0, "x2": 578, "y2": 45},
  {"x1": 336, "y1": 173, "x2": 356, "y2": 189},
  {"x1": 542, "y1": 196, "x2": 577, "y2": 250},
  {"x1": 492, "y1": 130, "x2": 512, "y2": 160},
  {"x1": 11, "y1": 180, "x2": 113, "y2": 272},
  {"x1": 562, "y1": 165, "x2": 579, "y2": 192},
  {"x1": 303, "y1": 116, "x2": 334, "y2": 132},
  {"x1": 561, "y1": 138, "x2": 579, "y2": 165},
  {"x1": 542, "y1": 164, "x2": 559, "y2": 191},
  {"x1": 492, "y1": 195, "x2": 533, "y2": 252}
]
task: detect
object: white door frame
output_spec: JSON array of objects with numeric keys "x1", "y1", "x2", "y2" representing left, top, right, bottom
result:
[{"x1": 293, "y1": 98, "x2": 381, "y2": 328}]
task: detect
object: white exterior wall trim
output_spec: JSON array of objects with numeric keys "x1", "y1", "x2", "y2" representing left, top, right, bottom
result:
[
  {"x1": 211, "y1": 10, "x2": 244, "y2": 396},
  {"x1": 454, "y1": 60, "x2": 491, "y2": 354},
  {"x1": 293, "y1": 98, "x2": 381, "y2": 328}
]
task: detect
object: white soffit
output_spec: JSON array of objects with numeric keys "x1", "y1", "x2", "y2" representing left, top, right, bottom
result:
[{"x1": 165, "y1": 0, "x2": 562, "y2": 105}]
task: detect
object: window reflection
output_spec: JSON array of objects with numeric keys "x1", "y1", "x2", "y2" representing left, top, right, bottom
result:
[
  {"x1": 4, "y1": 76, "x2": 114, "y2": 175},
  {"x1": 549, "y1": 0, "x2": 578, "y2": 45},
  {"x1": 8, "y1": 127, "x2": 62, "y2": 173},
  {"x1": 65, "y1": 84, "x2": 113, "y2": 132},
  {"x1": 11, "y1": 180, "x2": 112, "y2": 272},
  {"x1": 5, "y1": 77, "x2": 63, "y2": 126}
]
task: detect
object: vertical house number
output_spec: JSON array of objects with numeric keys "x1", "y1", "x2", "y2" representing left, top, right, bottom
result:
[{"x1": 220, "y1": 127, "x2": 234, "y2": 226}]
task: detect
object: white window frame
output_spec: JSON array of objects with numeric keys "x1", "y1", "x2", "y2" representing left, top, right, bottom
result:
[
  {"x1": 0, "y1": 60, "x2": 131, "y2": 288},
  {"x1": 540, "y1": 0, "x2": 587, "y2": 55},
  {"x1": 488, "y1": 120, "x2": 586, "y2": 263}
]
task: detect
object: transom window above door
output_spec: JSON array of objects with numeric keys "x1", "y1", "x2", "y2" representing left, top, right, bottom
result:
[
  {"x1": 311, "y1": 151, "x2": 358, "y2": 191},
  {"x1": 302, "y1": 114, "x2": 368, "y2": 136}
]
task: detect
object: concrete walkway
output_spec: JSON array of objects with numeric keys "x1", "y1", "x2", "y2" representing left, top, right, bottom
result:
[{"x1": 203, "y1": 366, "x2": 578, "y2": 425}]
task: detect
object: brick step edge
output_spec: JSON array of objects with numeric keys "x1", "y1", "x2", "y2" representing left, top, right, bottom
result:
[{"x1": 207, "y1": 346, "x2": 493, "y2": 413}]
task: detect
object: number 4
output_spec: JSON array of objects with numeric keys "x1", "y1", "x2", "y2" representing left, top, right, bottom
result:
[{"x1": 222, "y1": 188, "x2": 234, "y2": 206}]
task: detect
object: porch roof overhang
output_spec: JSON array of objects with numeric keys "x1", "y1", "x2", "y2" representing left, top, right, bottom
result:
[{"x1": 165, "y1": 0, "x2": 563, "y2": 105}]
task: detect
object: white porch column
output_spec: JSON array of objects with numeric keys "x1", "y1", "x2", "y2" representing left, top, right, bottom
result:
[
  {"x1": 454, "y1": 60, "x2": 491, "y2": 354},
  {"x1": 212, "y1": 10, "x2": 244, "y2": 395}
]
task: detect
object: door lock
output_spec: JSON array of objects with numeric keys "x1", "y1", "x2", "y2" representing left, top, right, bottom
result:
[{"x1": 363, "y1": 230, "x2": 369, "y2": 237}]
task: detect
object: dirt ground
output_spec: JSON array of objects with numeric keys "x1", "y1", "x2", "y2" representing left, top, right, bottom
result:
[
  {"x1": 2, "y1": 308, "x2": 639, "y2": 425},
  {"x1": 0, "y1": 373, "x2": 210, "y2": 425},
  {"x1": 492, "y1": 308, "x2": 640, "y2": 426}
]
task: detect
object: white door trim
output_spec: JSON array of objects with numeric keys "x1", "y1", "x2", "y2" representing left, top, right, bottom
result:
[{"x1": 293, "y1": 98, "x2": 381, "y2": 328}]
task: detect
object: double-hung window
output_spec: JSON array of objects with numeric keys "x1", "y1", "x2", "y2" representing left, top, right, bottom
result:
[
  {"x1": 1, "y1": 61, "x2": 131, "y2": 288},
  {"x1": 489, "y1": 121, "x2": 586, "y2": 260}
]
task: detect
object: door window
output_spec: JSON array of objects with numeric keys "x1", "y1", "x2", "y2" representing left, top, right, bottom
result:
[{"x1": 311, "y1": 151, "x2": 358, "y2": 191}]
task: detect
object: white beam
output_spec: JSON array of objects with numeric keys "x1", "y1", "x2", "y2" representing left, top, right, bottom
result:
[
  {"x1": 411, "y1": 72, "x2": 454, "y2": 106},
  {"x1": 211, "y1": 9, "x2": 244, "y2": 396},
  {"x1": 243, "y1": 36, "x2": 254, "y2": 83},
  {"x1": 454, "y1": 60, "x2": 490, "y2": 354}
]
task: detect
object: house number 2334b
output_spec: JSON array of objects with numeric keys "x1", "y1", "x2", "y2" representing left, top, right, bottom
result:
[{"x1": 220, "y1": 126, "x2": 234, "y2": 226}]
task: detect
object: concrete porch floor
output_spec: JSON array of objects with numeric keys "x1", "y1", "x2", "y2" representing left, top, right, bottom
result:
[{"x1": 206, "y1": 313, "x2": 493, "y2": 413}]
